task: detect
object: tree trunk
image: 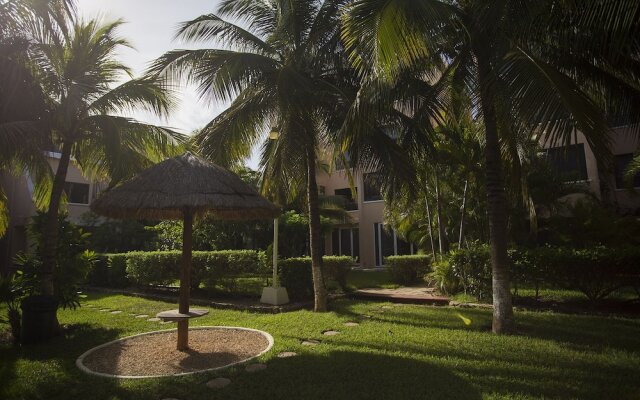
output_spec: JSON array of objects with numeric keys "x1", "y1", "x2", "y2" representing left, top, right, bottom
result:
[
  {"x1": 477, "y1": 53, "x2": 515, "y2": 334},
  {"x1": 458, "y1": 179, "x2": 468, "y2": 248},
  {"x1": 41, "y1": 141, "x2": 73, "y2": 296},
  {"x1": 434, "y1": 173, "x2": 449, "y2": 253},
  {"x1": 306, "y1": 147, "x2": 328, "y2": 312},
  {"x1": 424, "y1": 189, "x2": 437, "y2": 259},
  {"x1": 177, "y1": 209, "x2": 192, "y2": 351}
]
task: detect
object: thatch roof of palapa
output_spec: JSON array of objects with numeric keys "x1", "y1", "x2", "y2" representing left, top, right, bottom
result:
[{"x1": 91, "y1": 152, "x2": 280, "y2": 220}]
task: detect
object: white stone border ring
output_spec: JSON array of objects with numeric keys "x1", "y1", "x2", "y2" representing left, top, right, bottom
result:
[{"x1": 76, "y1": 326, "x2": 274, "y2": 379}]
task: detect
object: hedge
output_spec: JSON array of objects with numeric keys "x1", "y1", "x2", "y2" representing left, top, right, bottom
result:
[
  {"x1": 278, "y1": 256, "x2": 355, "y2": 300},
  {"x1": 386, "y1": 255, "x2": 432, "y2": 285},
  {"x1": 87, "y1": 250, "x2": 268, "y2": 289},
  {"x1": 432, "y1": 244, "x2": 640, "y2": 301}
]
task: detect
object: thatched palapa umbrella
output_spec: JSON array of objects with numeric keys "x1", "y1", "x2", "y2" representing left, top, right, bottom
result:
[{"x1": 91, "y1": 152, "x2": 280, "y2": 350}]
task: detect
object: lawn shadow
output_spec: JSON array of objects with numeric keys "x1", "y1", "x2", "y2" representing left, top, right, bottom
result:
[{"x1": 226, "y1": 350, "x2": 483, "y2": 400}]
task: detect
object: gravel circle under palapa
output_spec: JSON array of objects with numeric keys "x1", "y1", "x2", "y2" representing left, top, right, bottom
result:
[{"x1": 79, "y1": 328, "x2": 271, "y2": 377}]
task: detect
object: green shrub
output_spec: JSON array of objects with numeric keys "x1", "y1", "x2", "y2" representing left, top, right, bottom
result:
[
  {"x1": 278, "y1": 258, "x2": 313, "y2": 300},
  {"x1": 88, "y1": 250, "x2": 267, "y2": 289},
  {"x1": 448, "y1": 245, "x2": 493, "y2": 300},
  {"x1": 323, "y1": 256, "x2": 355, "y2": 290},
  {"x1": 428, "y1": 258, "x2": 460, "y2": 295},
  {"x1": 278, "y1": 256, "x2": 355, "y2": 299},
  {"x1": 386, "y1": 255, "x2": 431, "y2": 285},
  {"x1": 439, "y1": 244, "x2": 640, "y2": 302}
]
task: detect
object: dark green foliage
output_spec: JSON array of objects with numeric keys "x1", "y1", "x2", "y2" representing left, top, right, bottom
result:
[
  {"x1": 89, "y1": 250, "x2": 269, "y2": 290},
  {"x1": 386, "y1": 255, "x2": 432, "y2": 285},
  {"x1": 278, "y1": 258, "x2": 313, "y2": 300},
  {"x1": 438, "y1": 244, "x2": 640, "y2": 302},
  {"x1": 87, "y1": 219, "x2": 156, "y2": 253},
  {"x1": 16, "y1": 212, "x2": 95, "y2": 309},
  {"x1": 279, "y1": 256, "x2": 355, "y2": 300},
  {"x1": 428, "y1": 258, "x2": 460, "y2": 295},
  {"x1": 447, "y1": 245, "x2": 493, "y2": 301}
]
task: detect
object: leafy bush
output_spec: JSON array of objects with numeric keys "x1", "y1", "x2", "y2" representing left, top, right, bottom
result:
[
  {"x1": 278, "y1": 256, "x2": 355, "y2": 300},
  {"x1": 278, "y1": 258, "x2": 313, "y2": 300},
  {"x1": 89, "y1": 250, "x2": 269, "y2": 290},
  {"x1": 428, "y1": 258, "x2": 460, "y2": 295},
  {"x1": 322, "y1": 256, "x2": 355, "y2": 290},
  {"x1": 386, "y1": 255, "x2": 431, "y2": 285},
  {"x1": 448, "y1": 245, "x2": 493, "y2": 300},
  {"x1": 16, "y1": 212, "x2": 95, "y2": 309},
  {"x1": 437, "y1": 243, "x2": 640, "y2": 302}
]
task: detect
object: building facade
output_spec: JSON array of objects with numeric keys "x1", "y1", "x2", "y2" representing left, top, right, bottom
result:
[
  {"x1": 320, "y1": 125, "x2": 640, "y2": 268},
  {"x1": 0, "y1": 152, "x2": 101, "y2": 274}
]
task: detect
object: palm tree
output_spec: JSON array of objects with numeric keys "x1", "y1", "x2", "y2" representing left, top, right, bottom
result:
[
  {"x1": 150, "y1": 0, "x2": 357, "y2": 312},
  {"x1": 0, "y1": 0, "x2": 75, "y2": 236},
  {"x1": 342, "y1": 0, "x2": 640, "y2": 333},
  {"x1": 30, "y1": 18, "x2": 183, "y2": 299}
]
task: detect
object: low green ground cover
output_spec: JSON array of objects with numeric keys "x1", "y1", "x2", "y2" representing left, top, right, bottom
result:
[{"x1": 2, "y1": 293, "x2": 639, "y2": 400}]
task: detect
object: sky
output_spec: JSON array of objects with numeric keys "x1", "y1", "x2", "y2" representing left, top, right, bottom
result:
[{"x1": 76, "y1": 0, "x2": 261, "y2": 168}]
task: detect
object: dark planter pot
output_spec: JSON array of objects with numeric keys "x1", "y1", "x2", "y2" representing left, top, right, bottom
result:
[{"x1": 20, "y1": 295, "x2": 60, "y2": 345}]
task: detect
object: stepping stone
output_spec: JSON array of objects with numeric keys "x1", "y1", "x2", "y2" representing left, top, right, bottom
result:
[
  {"x1": 135, "y1": 314, "x2": 149, "y2": 318},
  {"x1": 160, "y1": 321, "x2": 174, "y2": 324},
  {"x1": 245, "y1": 363, "x2": 267, "y2": 373},
  {"x1": 206, "y1": 377, "x2": 231, "y2": 389},
  {"x1": 301, "y1": 339, "x2": 320, "y2": 346},
  {"x1": 110, "y1": 310, "x2": 122, "y2": 314},
  {"x1": 277, "y1": 352, "x2": 297, "y2": 358},
  {"x1": 128, "y1": 313, "x2": 137, "y2": 316},
  {"x1": 381, "y1": 305, "x2": 393, "y2": 309},
  {"x1": 344, "y1": 322, "x2": 359, "y2": 327},
  {"x1": 322, "y1": 330, "x2": 340, "y2": 336},
  {"x1": 147, "y1": 317, "x2": 161, "y2": 322},
  {"x1": 85, "y1": 304, "x2": 95, "y2": 308},
  {"x1": 99, "y1": 309, "x2": 110, "y2": 312}
]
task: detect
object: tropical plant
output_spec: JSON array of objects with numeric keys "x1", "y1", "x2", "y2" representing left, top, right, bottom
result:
[
  {"x1": 0, "y1": 0, "x2": 75, "y2": 236},
  {"x1": 25, "y1": 17, "x2": 184, "y2": 302},
  {"x1": 342, "y1": 0, "x2": 640, "y2": 333},
  {"x1": 150, "y1": 0, "x2": 358, "y2": 311}
]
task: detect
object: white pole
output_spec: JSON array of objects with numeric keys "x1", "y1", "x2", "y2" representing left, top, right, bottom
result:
[{"x1": 272, "y1": 218, "x2": 278, "y2": 288}]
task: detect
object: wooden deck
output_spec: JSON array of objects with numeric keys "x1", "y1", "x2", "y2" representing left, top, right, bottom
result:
[{"x1": 352, "y1": 287, "x2": 450, "y2": 305}]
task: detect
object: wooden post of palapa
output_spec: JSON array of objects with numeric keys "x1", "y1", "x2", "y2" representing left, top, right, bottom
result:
[{"x1": 177, "y1": 209, "x2": 193, "y2": 351}]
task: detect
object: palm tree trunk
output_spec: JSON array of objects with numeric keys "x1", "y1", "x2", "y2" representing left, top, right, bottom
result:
[
  {"x1": 306, "y1": 147, "x2": 327, "y2": 312},
  {"x1": 41, "y1": 141, "x2": 73, "y2": 296},
  {"x1": 424, "y1": 189, "x2": 436, "y2": 259},
  {"x1": 477, "y1": 54, "x2": 515, "y2": 334},
  {"x1": 434, "y1": 173, "x2": 448, "y2": 253},
  {"x1": 458, "y1": 179, "x2": 468, "y2": 248}
]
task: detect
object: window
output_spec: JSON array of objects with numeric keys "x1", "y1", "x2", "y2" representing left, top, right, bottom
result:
[
  {"x1": 546, "y1": 144, "x2": 588, "y2": 182},
  {"x1": 363, "y1": 173, "x2": 383, "y2": 202},
  {"x1": 615, "y1": 153, "x2": 640, "y2": 189},
  {"x1": 335, "y1": 188, "x2": 358, "y2": 210},
  {"x1": 332, "y1": 228, "x2": 359, "y2": 259},
  {"x1": 373, "y1": 223, "x2": 414, "y2": 266},
  {"x1": 318, "y1": 185, "x2": 326, "y2": 196},
  {"x1": 64, "y1": 182, "x2": 90, "y2": 204}
]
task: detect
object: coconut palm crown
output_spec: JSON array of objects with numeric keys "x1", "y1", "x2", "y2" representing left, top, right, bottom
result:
[{"x1": 150, "y1": 0, "x2": 358, "y2": 312}]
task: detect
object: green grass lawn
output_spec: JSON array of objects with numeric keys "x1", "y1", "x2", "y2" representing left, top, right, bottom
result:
[
  {"x1": 346, "y1": 269, "x2": 399, "y2": 289},
  {"x1": 1, "y1": 292, "x2": 639, "y2": 400}
]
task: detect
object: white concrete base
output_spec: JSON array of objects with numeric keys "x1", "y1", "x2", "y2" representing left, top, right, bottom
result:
[{"x1": 260, "y1": 286, "x2": 290, "y2": 305}]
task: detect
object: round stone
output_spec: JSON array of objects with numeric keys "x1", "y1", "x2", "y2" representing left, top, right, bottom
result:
[
  {"x1": 344, "y1": 322, "x2": 359, "y2": 327},
  {"x1": 322, "y1": 330, "x2": 340, "y2": 336},
  {"x1": 301, "y1": 339, "x2": 320, "y2": 346},
  {"x1": 277, "y1": 352, "x2": 297, "y2": 358},
  {"x1": 146, "y1": 317, "x2": 161, "y2": 322},
  {"x1": 245, "y1": 363, "x2": 267, "y2": 373},
  {"x1": 135, "y1": 314, "x2": 149, "y2": 318},
  {"x1": 206, "y1": 377, "x2": 231, "y2": 389},
  {"x1": 110, "y1": 310, "x2": 122, "y2": 314}
]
